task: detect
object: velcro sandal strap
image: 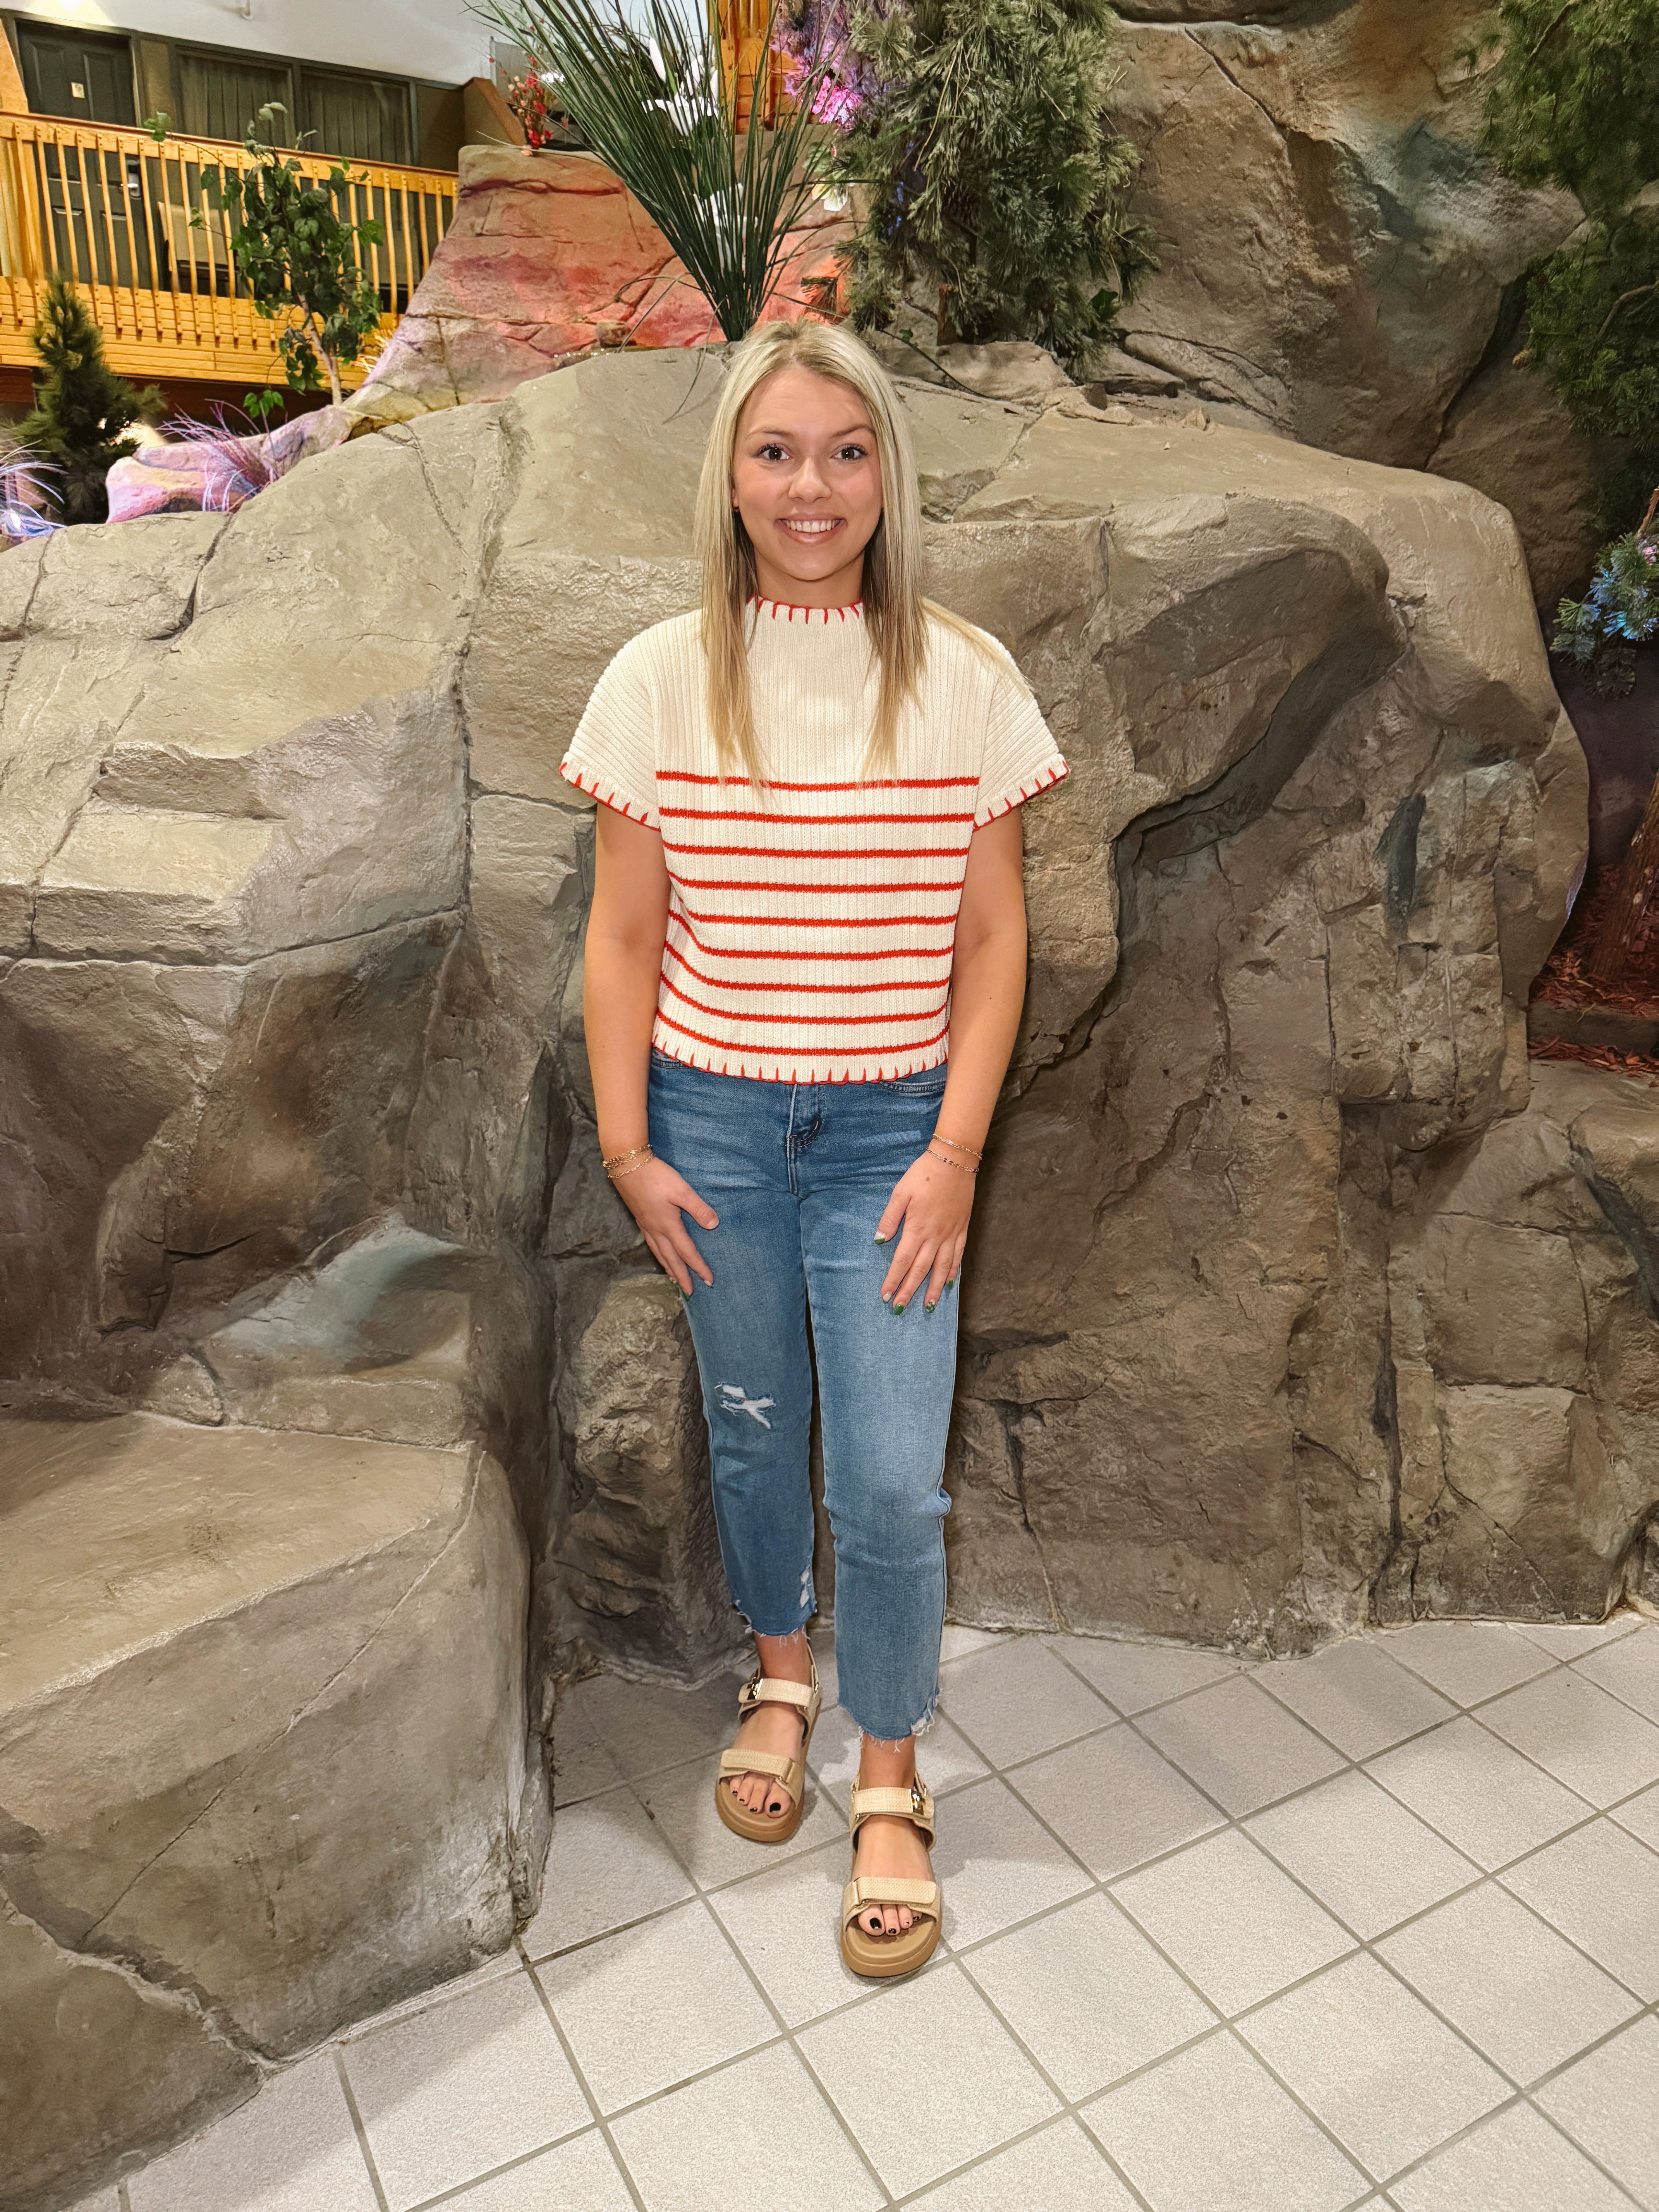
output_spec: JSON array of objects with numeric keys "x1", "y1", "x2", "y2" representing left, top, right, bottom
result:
[
  {"x1": 848, "y1": 1778, "x2": 935, "y2": 1841},
  {"x1": 737, "y1": 1673, "x2": 817, "y2": 1715},
  {"x1": 718, "y1": 1748, "x2": 796, "y2": 1784},
  {"x1": 841, "y1": 1876, "x2": 939, "y2": 1925}
]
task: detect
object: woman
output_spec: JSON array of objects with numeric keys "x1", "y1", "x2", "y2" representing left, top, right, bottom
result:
[{"x1": 562, "y1": 318, "x2": 1066, "y2": 1978}]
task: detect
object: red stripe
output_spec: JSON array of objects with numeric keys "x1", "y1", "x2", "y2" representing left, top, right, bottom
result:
[
  {"x1": 658, "y1": 773, "x2": 979, "y2": 792},
  {"x1": 658, "y1": 1010, "x2": 951, "y2": 1058},
  {"x1": 662, "y1": 841, "x2": 972, "y2": 859},
  {"x1": 664, "y1": 943, "x2": 951, "y2": 994},
  {"x1": 670, "y1": 878, "x2": 963, "y2": 895},
  {"x1": 660, "y1": 807, "x2": 975, "y2": 825},
  {"x1": 672, "y1": 918, "x2": 948, "y2": 963},
  {"x1": 675, "y1": 906, "x2": 956, "y2": 931},
  {"x1": 660, "y1": 975, "x2": 950, "y2": 1027}
]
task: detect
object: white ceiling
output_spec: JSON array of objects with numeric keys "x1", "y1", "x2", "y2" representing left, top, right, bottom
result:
[{"x1": 8, "y1": 0, "x2": 497, "y2": 86}]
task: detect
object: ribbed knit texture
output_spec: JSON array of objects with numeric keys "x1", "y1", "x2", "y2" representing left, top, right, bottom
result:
[{"x1": 560, "y1": 596, "x2": 1067, "y2": 1082}]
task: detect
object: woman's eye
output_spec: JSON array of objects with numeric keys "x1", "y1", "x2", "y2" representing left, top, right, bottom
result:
[
  {"x1": 836, "y1": 444, "x2": 868, "y2": 460},
  {"x1": 757, "y1": 443, "x2": 787, "y2": 461}
]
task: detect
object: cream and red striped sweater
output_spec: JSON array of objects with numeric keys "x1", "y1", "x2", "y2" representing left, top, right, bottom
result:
[{"x1": 560, "y1": 596, "x2": 1066, "y2": 1084}]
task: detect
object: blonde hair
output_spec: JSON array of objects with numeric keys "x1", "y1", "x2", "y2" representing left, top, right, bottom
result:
[{"x1": 694, "y1": 319, "x2": 931, "y2": 787}]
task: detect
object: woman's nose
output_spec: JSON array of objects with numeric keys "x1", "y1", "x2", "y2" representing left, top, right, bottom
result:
[{"x1": 789, "y1": 459, "x2": 830, "y2": 500}]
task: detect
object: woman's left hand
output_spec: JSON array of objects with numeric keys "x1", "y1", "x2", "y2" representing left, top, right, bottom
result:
[{"x1": 875, "y1": 1150, "x2": 974, "y2": 1312}]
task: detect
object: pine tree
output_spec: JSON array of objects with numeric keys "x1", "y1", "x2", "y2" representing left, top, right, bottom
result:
[
  {"x1": 824, "y1": 0, "x2": 1154, "y2": 373},
  {"x1": 17, "y1": 276, "x2": 161, "y2": 526}
]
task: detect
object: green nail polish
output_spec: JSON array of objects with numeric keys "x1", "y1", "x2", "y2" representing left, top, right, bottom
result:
[
  {"x1": 925, "y1": 1300, "x2": 937, "y2": 1313},
  {"x1": 874, "y1": 1233, "x2": 890, "y2": 1243},
  {"x1": 894, "y1": 1301, "x2": 907, "y2": 1314}
]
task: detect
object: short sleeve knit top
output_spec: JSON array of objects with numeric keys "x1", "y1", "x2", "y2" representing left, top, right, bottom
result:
[{"x1": 560, "y1": 595, "x2": 1067, "y2": 1084}]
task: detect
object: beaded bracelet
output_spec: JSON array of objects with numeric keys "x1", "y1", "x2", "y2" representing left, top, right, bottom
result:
[{"x1": 932, "y1": 1134, "x2": 984, "y2": 1162}]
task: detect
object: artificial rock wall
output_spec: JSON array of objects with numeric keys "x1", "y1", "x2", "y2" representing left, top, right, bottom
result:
[
  {"x1": 9, "y1": 343, "x2": 1659, "y2": 2209},
  {"x1": 5, "y1": 348, "x2": 1657, "y2": 1661},
  {"x1": 353, "y1": 2, "x2": 1602, "y2": 611}
]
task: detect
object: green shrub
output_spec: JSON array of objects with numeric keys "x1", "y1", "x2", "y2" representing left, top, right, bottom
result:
[
  {"x1": 827, "y1": 0, "x2": 1154, "y2": 373},
  {"x1": 1474, "y1": 0, "x2": 1659, "y2": 526}
]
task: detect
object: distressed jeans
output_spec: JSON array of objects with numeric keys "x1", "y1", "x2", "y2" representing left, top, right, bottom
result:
[{"x1": 647, "y1": 1049, "x2": 958, "y2": 1741}]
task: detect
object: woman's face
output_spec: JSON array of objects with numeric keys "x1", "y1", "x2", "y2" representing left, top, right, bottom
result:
[{"x1": 730, "y1": 366, "x2": 884, "y2": 607}]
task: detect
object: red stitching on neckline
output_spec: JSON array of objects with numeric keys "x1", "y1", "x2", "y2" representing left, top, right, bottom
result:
[{"x1": 747, "y1": 594, "x2": 865, "y2": 623}]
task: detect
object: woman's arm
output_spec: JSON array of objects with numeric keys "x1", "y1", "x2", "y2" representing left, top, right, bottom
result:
[
  {"x1": 876, "y1": 808, "x2": 1028, "y2": 1311},
  {"x1": 585, "y1": 805, "x2": 719, "y2": 1291}
]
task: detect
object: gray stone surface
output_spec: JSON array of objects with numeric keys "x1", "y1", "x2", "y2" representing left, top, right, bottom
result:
[
  {"x1": 0, "y1": 1415, "x2": 532, "y2": 2212},
  {"x1": 4, "y1": 345, "x2": 1656, "y2": 2202},
  {"x1": 1106, "y1": 0, "x2": 1599, "y2": 608}
]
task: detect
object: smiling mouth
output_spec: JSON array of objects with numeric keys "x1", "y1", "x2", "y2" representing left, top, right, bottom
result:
[{"x1": 778, "y1": 517, "x2": 842, "y2": 538}]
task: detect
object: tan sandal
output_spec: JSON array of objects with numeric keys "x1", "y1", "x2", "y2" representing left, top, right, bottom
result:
[
  {"x1": 840, "y1": 1776, "x2": 941, "y2": 1981},
  {"x1": 714, "y1": 1648, "x2": 822, "y2": 1843}
]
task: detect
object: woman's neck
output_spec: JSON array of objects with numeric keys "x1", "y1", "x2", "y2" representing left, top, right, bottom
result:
[{"x1": 749, "y1": 552, "x2": 865, "y2": 610}]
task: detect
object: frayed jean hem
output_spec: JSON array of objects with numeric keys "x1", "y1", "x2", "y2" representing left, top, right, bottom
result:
[{"x1": 841, "y1": 1683, "x2": 939, "y2": 1747}]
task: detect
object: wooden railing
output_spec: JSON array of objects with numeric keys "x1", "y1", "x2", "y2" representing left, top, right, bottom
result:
[
  {"x1": 716, "y1": 0, "x2": 792, "y2": 129},
  {"x1": 0, "y1": 112, "x2": 457, "y2": 389}
]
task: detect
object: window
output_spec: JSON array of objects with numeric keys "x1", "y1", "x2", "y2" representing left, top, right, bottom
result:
[
  {"x1": 17, "y1": 24, "x2": 137, "y2": 126},
  {"x1": 177, "y1": 51, "x2": 293, "y2": 146},
  {"x1": 299, "y1": 69, "x2": 410, "y2": 165}
]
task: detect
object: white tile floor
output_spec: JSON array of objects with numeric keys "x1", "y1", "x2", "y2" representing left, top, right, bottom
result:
[{"x1": 83, "y1": 1615, "x2": 1659, "y2": 2212}]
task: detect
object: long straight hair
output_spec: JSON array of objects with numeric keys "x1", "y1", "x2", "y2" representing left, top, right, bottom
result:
[{"x1": 694, "y1": 319, "x2": 928, "y2": 787}]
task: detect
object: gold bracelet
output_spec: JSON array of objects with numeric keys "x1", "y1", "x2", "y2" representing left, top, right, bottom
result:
[
  {"x1": 932, "y1": 1133, "x2": 984, "y2": 1161},
  {"x1": 606, "y1": 1148, "x2": 656, "y2": 1182},
  {"x1": 601, "y1": 1144, "x2": 652, "y2": 1172},
  {"x1": 926, "y1": 1143, "x2": 977, "y2": 1176}
]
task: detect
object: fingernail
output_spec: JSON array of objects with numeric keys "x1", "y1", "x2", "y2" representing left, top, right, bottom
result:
[
  {"x1": 881, "y1": 1291, "x2": 891, "y2": 1303},
  {"x1": 925, "y1": 1300, "x2": 936, "y2": 1312},
  {"x1": 874, "y1": 1233, "x2": 889, "y2": 1243},
  {"x1": 893, "y1": 1301, "x2": 907, "y2": 1315}
]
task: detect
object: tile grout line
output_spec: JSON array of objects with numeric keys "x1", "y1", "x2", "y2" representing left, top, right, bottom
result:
[
  {"x1": 561, "y1": 1748, "x2": 905, "y2": 2211},
  {"x1": 545, "y1": 1624, "x2": 1659, "y2": 2202},
  {"x1": 893, "y1": 2111, "x2": 1159, "y2": 2212},
  {"x1": 966, "y1": 1639, "x2": 1654, "y2": 2198},
  {"x1": 102, "y1": 1622, "x2": 1659, "y2": 2212},
  {"x1": 933, "y1": 1674, "x2": 1400, "y2": 2200},
  {"x1": 517, "y1": 1942, "x2": 653, "y2": 2212},
  {"x1": 331, "y1": 2047, "x2": 392, "y2": 2212},
  {"x1": 683, "y1": 1896, "x2": 903, "y2": 2207},
  {"x1": 1519, "y1": 2070, "x2": 1657, "y2": 2208},
  {"x1": 1033, "y1": 1637, "x2": 1658, "y2": 2064},
  {"x1": 396, "y1": 2124, "x2": 609, "y2": 2212}
]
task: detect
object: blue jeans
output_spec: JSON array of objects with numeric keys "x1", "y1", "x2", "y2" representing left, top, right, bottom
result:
[{"x1": 647, "y1": 1051, "x2": 958, "y2": 1741}]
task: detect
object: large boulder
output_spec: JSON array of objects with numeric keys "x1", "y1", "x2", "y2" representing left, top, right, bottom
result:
[
  {"x1": 352, "y1": 144, "x2": 851, "y2": 426},
  {"x1": 343, "y1": 7, "x2": 1600, "y2": 603},
  {"x1": 5, "y1": 346, "x2": 1653, "y2": 2198},
  {"x1": 0, "y1": 1415, "x2": 533, "y2": 2212},
  {"x1": 1104, "y1": 0, "x2": 1599, "y2": 608}
]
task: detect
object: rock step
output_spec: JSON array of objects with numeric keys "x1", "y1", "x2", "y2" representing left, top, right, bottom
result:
[{"x1": 0, "y1": 1413, "x2": 531, "y2": 2212}]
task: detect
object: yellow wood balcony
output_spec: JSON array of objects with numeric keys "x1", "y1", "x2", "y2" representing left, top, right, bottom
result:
[{"x1": 0, "y1": 111, "x2": 457, "y2": 390}]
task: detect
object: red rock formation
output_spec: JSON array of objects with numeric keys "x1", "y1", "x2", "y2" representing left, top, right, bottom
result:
[{"x1": 356, "y1": 144, "x2": 851, "y2": 419}]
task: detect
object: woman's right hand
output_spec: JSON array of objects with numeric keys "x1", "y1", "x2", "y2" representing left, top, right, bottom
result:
[{"x1": 613, "y1": 1157, "x2": 718, "y2": 1293}]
